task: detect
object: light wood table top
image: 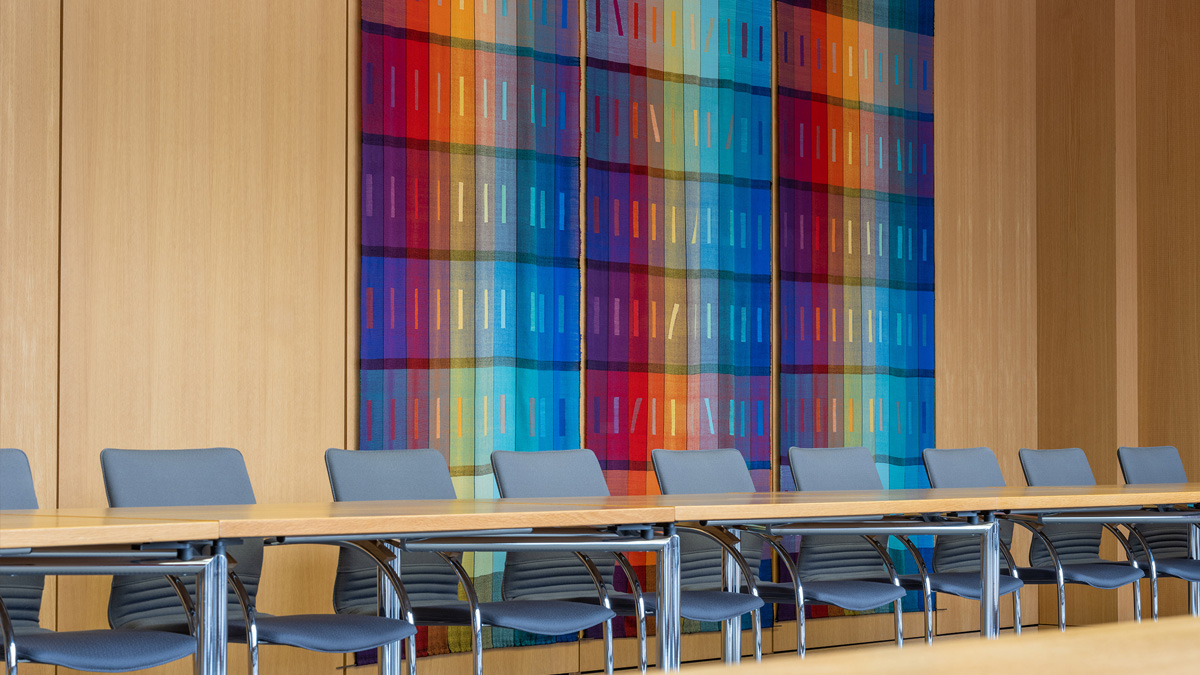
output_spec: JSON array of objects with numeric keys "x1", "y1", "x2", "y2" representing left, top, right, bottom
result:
[
  {"x1": 5, "y1": 484, "x2": 1196, "y2": 545},
  {"x1": 508, "y1": 484, "x2": 1200, "y2": 521},
  {"x1": 8, "y1": 499, "x2": 677, "y2": 539},
  {"x1": 0, "y1": 511, "x2": 220, "y2": 549},
  {"x1": 684, "y1": 615, "x2": 1200, "y2": 674}
]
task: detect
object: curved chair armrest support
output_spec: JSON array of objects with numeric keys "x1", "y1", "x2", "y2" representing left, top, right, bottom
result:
[
  {"x1": 163, "y1": 574, "x2": 198, "y2": 636},
  {"x1": 228, "y1": 569, "x2": 260, "y2": 674},
  {"x1": 573, "y1": 553, "x2": 613, "y2": 612},
  {"x1": 861, "y1": 536, "x2": 901, "y2": 586},
  {"x1": 1, "y1": 595, "x2": 17, "y2": 675},
  {"x1": 756, "y1": 533, "x2": 799, "y2": 584},
  {"x1": 1100, "y1": 524, "x2": 1141, "y2": 571},
  {"x1": 1000, "y1": 517, "x2": 1065, "y2": 574},
  {"x1": 345, "y1": 541, "x2": 416, "y2": 626},
  {"x1": 614, "y1": 550, "x2": 652, "y2": 600},
  {"x1": 1123, "y1": 525, "x2": 1158, "y2": 575},
  {"x1": 431, "y1": 551, "x2": 485, "y2": 673},
  {"x1": 432, "y1": 551, "x2": 482, "y2": 613},
  {"x1": 893, "y1": 535, "x2": 930, "y2": 581},
  {"x1": 999, "y1": 540, "x2": 1021, "y2": 577},
  {"x1": 674, "y1": 525, "x2": 761, "y2": 598}
]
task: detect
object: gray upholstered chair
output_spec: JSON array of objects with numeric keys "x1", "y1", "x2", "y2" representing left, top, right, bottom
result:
[
  {"x1": 1117, "y1": 445, "x2": 1200, "y2": 618},
  {"x1": 99, "y1": 448, "x2": 417, "y2": 675},
  {"x1": 925, "y1": 446, "x2": 1144, "y2": 630},
  {"x1": 324, "y1": 448, "x2": 618, "y2": 675},
  {"x1": 491, "y1": 449, "x2": 764, "y2": 667},
  {"x1": 789, "y1": 446, "x2": 1024, "y2": 643},
  {"x1": 652, "y1": 447, "x2": 906, "y2": 656},
  {"x1": 1, "y1": 448, "x2": 197, "y2": 673}
]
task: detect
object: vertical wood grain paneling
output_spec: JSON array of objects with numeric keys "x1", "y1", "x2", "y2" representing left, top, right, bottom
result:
[
  {"x1": 1136, "y1": 0, "x2": 1200, "y2": 618},
  {"x1": 1, "y1": 1, "x2": 62, "y2": 669},
  {"x1": 1036, "y1": 0, "x2": 1128, "y2": 626},
  {"x1": 934, "y1": 0, "x2": 1039, "y2": 635},
  {"x1": 1, "y1": 0, "x2": 61, "y2": 520},
  {"x1": 58, "y1": 2, "x2": 348, "y2": 673}
]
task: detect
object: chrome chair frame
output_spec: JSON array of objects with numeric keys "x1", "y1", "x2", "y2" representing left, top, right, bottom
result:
[
  {"x1": 1000, "y1": 514, "x2": 1143, "y2": 630},
  {"x1": 733, "y1": 519, "x2": 1004, "y2": 643},
  {"x1": 0, "y1": 549, "x2": 228, "y2": 675},
  {"x1": 377, "y1": 540, "x2": 616, "y2": 675},
  {"x1": 225, "y1": 539, "x2": 417, "y2": 675},
  {"x1": 400, "y1": 529, "x2": 684, "y2": 672},
  {"x1": 1037, "y1": 510, "x2": 1200, "y2": 619}
]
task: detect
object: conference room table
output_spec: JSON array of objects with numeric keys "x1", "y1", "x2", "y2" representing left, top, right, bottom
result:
[{"x1": 4, "y1": 482, "x2": 1199, "y2": 674}]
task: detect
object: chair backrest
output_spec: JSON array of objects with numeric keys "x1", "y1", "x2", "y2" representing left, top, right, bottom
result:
[
  {"x1": 491, "y1": 449, "x2": 630, "y2": 599},
  {"x1": 1117, "y1": 446, "x2": 1192, "y2": 559},
  {"x1": 1018, "y1": 448, "x2": 1096, "y2": 487},
  {"x1": 324, "y1": 448, "x2": 462, "y2": 611},
  {"x1": 781, "y1": 447, "x2": 893, "y2": 582},
  {"x1": 491, "y1": 449, "x2": 611, "y2": 498},
  {"x1": 649, "y1": 449, "x2": 768, "y2": 588},
  {"x1": 1017, "y1": 448, "x2": 1104, "y2": 565},
  {"x1": 651, "y1": 448, "x2": 757, "y2": 494},
  {"x1": 922, "y1": 447, "x2": 1014, "y2": 572},
  {"x1": 0, "y1": 448, "x2": 39, "y2": 510},
  {"x1": 1118, "y1": 446, "x2": 1188, "y2": 484},
  {"x1": 788, "y1": 447, "x2": 883, "y2": 491},
  {"x1": 100, "y1": 448, "x2": 263, "y2": 629},
  {"x1": 326, "y1": 448, "x2": 456, "y2": 500},
  {"x1": 0, "y1": 449, "x2": 45, "y2": 628},
  {"x1": 923, "y1": 447, "x2": 1007, "y2": 488}
]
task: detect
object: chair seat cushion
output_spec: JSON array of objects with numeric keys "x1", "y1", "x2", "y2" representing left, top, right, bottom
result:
[
  {"x1": 899, "y1": 572, "x2": 1024, "y2": 600},
  {"x1": 1154, "y1": 558, "x2": 1200, "y2": 582},
  {"x1": 1017, "y1": 563, "x2": 1144, "y2": 589},
  {"x1": 754, "y1": 579, "x2": 908, "y2": 612},
  {"x1": 11, "y1": 628, "x2": 196, "y2": 673},
  {"x1": 409, "y1": 600, "x2": 615, "y2": 635},
  {"x1": 250, "y1": 614, "x2": 416, "y2": 652},
  {"x1": 563, "y1": 589, "x2": 763, "y2": 623},
  {"x1": 478, "y1": 600, "x2": 616, "y2": 635},
  {"x1": 117, "y1": 612, "x2": 416, "y2": 653},
  {"x1": 675, "y1": 590, "x2": 765, "y2": 622}
]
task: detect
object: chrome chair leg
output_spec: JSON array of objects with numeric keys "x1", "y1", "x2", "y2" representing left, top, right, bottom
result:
[
  {"x1": 1012, "y1": 585, "x2": 1022, "y2": 636},
  {"x1": 797, "y1": 598, "x2": 807, "y2": 659},
  {"x1": 603, "y1": 619, "x2": 614, "y2": 675},
  {"x1": 752, "y1": 607, "x2": 762, "y2": 662},
  {"x1": 1056, "y1": 571, "x2": 1067, "y2": 632},
  {"x1": 893, "y1": 599, "x2": 904, "y2": 647}
]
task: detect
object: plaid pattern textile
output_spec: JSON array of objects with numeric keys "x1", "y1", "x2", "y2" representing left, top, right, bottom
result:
[
  {"x1": 585, "y1": 0, "x2": 774, "y2": 493},
  {"x1": 585, "y1": 0, "x2": 774, "y2": 635},
  {"x1": 360, "y1": 0, "x2": 934, "y2": 652},
  {"x1": 776, "y1": 0, "x2": 935, "y2": 617},
  {"x1": 359, "y1": 0, "x2": 582, "y2": 653}
]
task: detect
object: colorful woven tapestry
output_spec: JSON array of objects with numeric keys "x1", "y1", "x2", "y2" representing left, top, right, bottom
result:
[
  {"x1": 585, "y1": 0, "x2": 774, "y2": 635},
  {"x1": 359, "y1": 0, "x2": 582, "y2": 654},
  {"x1": 585, "y1": 0, "x2": 773, "y2": 489},
  {"x1": 776, "y1": 0, "x2": 935, "y2": 616}
]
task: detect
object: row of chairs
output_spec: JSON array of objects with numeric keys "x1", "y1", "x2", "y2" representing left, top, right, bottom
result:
[{"x1": 2, "y1": 445, "x2": 1196, "y2": 674}]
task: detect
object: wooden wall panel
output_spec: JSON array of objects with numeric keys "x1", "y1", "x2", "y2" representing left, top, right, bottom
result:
[
  {"x1": 934, "y1": 0, "x2": 1039, "y2": 634},
  {"x1": 1036, "y1": 0, "x2": 1132, "y2": 626},
  {"x1": 1, "y1": 2, "x2": 61, "y2": 663},
  {"x1": 1, "y1": 0, "x2": 61, "y2": 519},
  {"x1": 1136, "y1": 0, "x2": 1200, "y2": 618},
  {"x1": 57, "y1": 2, "x2": 348, "y2": 673}
]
